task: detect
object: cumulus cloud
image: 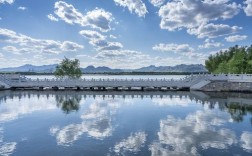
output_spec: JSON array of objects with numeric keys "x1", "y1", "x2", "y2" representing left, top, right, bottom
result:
[
  {"x1": 113, "y1": 0, "x2": 148, "y2": 17},
  {"x1": 159, "y1": 0, "x2": 240, "y2": 31},
  {"x1": 109, "y1": 35, "x2": 117, "y2": 39},
  {"x1": 83, "y1": 8, "x2": 114, "y2": 32},
  {"x1": 0, "y1": 28, "x2": 84, "y2": 54},
  {"x1": 47, "y1": 14, "x2": 59, "y2": 22},
  {"x1": 149, "y1": 110, "x2": 237, "y2": 155},
  {"x1": 79, "y1": 30, "x2": 122, "y2": 51},
  {"x1": 225, "y1": 35, "x2": 248, "y2": 42},
  {"x1": 152, "y1": 43, "x2": 194, "y2": 53},
  {"x1": 0, "y1": 0, "x2": 14, "y2": 4},
  {"x1": 91, "y1": 49, "x2": 196, "y2": 69},
  {"x1": 79, "y1": 30, "x2": 106, "y2": 41},
  {"x1": 244, "y1": 0, "x2": 252, "y2": 16},
  {"x1": 152, "y1": 43, "x2": 207, "y2": 59},
  {"x1": 54, "y1": 1, "x2": 113, "y2": 32},
  {"x1": 188, "y1": 23, "x2": 242, "y2": 38},
  {"x1": 95, "y1": 50, "x2": 146, "y2": 60},
  {"x1": 2, "y1": 46, "x2": 30, "y2": 55},
  {"x1": 61, "y1": 41, "x2": 84, "y2": 51},
  {"x1": 149, "y1": 0, "x2": 165, "y2": 7},
  {"x1": 199, "y1": 39, "x2": 224, "y2": 49},
  {"x1": 113, "y1": 132, "x2": 147, "y2": 154},
  {"x1": 17, "y1": 6, "x2": 27, "y2": 10}
]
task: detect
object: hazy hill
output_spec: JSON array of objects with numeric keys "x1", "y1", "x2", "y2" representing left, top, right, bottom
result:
[
  {"x1": 0, "y1": 64, "x2": 57, "y2": 73},
  {"x1": 0, "y1": 64, "x2": 207, "y2": 73},
  {"x1": 135, "y1": 64, "x2": 207, "y2": 72}
]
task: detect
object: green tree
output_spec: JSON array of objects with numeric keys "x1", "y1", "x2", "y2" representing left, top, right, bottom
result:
[
  {"x1": 205, "y1": 45, "x2": 252, "y2": 74},
  {"x1": 54, "y1": 57, "x2": 82, "y2": 79}
]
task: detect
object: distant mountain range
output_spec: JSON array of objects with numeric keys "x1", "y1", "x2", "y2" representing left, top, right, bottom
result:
[{"x1": 0, "y1": 64, "x2": 208, "y2": 73}]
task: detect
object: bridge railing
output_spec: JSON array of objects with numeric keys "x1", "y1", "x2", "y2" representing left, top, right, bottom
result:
[{"x1": 3, "y1": 74, "x2": 252, "y2": 88}]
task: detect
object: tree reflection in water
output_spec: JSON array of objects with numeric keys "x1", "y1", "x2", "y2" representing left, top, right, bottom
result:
[
  {"x1": 55, "y1": 94, "x2": 82, "y2": 114},
  {"x1": 199, "y1": 92, "x2": 252, "y2": 124},
  {"x1": 226, "y1": 103, "x2": 252, "y2": 123}
]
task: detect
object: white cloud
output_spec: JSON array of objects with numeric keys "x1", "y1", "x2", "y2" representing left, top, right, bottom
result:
[
  {"x1": 47, "y1": 14, "x2": 59, "y2": 22},
  {"x1": 149, "y1": 110, "x2": 237, "y2": 155},
  {"x1": 79, "y1": 30, "x2": 122, "y2": 51},
  {"x1": 54, "y1": 1, "x2": 83, "y2": 25},
  {"x1": 0, "y1": 28, "x2": 84, "y2": 54},
  {"x1": 2, "y1": 46, "x2": 30, "y2": 55},
  {"x1": 54, "y1": 1, "x2": 113, "y2": 32},
  {"x1": 240, "y1": 131, "x2": 252, "y2": 152},
  {"x1": 83, "y1": 8, "x2": 114, "y2": 32},
  {"x1": 159, "y1": 0, "x2": 240, "y2": 31},
  {"x1": 225, "y1": 35, "x2": 248, "y2": 42},
  {"x1": 92, "y1": 49, "x2": 197, "y2": 69},
  {"x1": 152, "y1": 43, "x2": 207, "y2": 60},
  {"x1": 113, "y1": 132, "x2": 147, "y2": 154},
  {"x1": 199, "y1": 39, "x2": 224, "y2": 49},
  {"x1": 152, "y1": 43, "x2": 194, "y2": 53},
  {"x1": 95, "y1": 50, "x2": 146, "y2": 60},
  {"x1": 0, "y1": 0, "x2": 14, "y2": 4},
  {"x1": 17, "y1": 6, "x2": 27, "y2": 10},
  {"x1": 61, "y1": 41, "x2": 84, "y2": 52},
  {"x1": 188, "y1": 23, "x2": 242, "y2": 38},
  {"x1": 79, "y1": 30, "x2": 106, "y2": 40},
  {"x1": 113, "y1": 0, "x2": 148, "y2": 17},
  {"x1": 149, "y1": 0, "x2": 165, "y2": 7},
  {"x1": 109, "y1": 35, "x2": 117, "y2": 39},
  {"x1": 244, "y1": 0, "x2": 252, "y2": 16}
]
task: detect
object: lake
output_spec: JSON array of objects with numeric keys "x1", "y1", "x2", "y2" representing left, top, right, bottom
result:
[{"x1": 0, "y1": 89, "x2": 252, "y2": 156}]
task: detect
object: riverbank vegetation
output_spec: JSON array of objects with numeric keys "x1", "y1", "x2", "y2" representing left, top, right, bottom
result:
[{"x1": 205, "y1": 45, "x2": 252, "y2": 74}]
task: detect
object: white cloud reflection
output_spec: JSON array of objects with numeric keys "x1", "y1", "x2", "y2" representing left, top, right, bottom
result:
[
  {"x1": 114, "y1": 132, "x2": 147, "y2": 154},
  {"x1": 152, "y1": 97, "x2": 193, "y2": 107},
  {"x1": 240, "y1": 131, "x2": 252, "y2": 152},
  {"x1": 149, "y1": 110, "x2": 237, "y2": 155},
  {"x1": 0, "y1": 128, "x2": 17, "y2": 156},
  {"x1": 0, "y1": 96, "x2": 57, "y2": 123},
  {"x1": 50, "y1": 98, "x2": 131, "y2": 146}
]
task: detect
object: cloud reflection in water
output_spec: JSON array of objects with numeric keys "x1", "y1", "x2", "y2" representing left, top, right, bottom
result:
[
  {"x1": 149, "y1": 110, "x2": 237, "y2": 155},
  {"x1": 50, "y1": 98, "x2": 131, "y2": 146},
  {"x1": 0, "y1": 128, "x2": 16, "y2": 156},
  {"x1": 113, "y1": 132, "x2": 147, "y2": 155}
]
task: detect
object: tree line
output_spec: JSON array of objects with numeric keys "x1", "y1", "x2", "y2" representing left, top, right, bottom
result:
[{"x1": 205, "y1": 45, "x2": 252, "y2": 74}]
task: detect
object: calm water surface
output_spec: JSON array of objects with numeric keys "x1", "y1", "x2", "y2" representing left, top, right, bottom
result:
[{"x1": 0, "y1": 90, "x2": 252, "y2": 156}]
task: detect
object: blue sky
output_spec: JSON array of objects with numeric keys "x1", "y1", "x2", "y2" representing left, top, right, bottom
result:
[{"x1": 0, "y1": 0, "x2": 252, "y2": 69}]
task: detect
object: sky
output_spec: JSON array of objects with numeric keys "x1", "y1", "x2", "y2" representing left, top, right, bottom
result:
[{"x1": 0, "y1": 0, "x2": 251, "y2": 69}]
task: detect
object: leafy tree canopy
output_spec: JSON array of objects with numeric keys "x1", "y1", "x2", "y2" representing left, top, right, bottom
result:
[
  {"x1": 205, "y1": 45, "x2": 252, "y2": 74},
  {"x1": 54, "y1": 57, "x2": 82, "y2": 79}
]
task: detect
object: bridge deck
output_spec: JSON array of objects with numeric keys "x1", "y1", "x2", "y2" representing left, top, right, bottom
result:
[{"x1": 1, "y1": 74, "x2": 252, "y2": 90}]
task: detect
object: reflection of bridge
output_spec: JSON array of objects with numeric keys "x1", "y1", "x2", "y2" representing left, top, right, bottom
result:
[
  {"x1": 1, "y1": 90, "x2": 252, "y2": 105},
  {"x1": 1, "y1": 74, "x2": 252, "y2": 91}
]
